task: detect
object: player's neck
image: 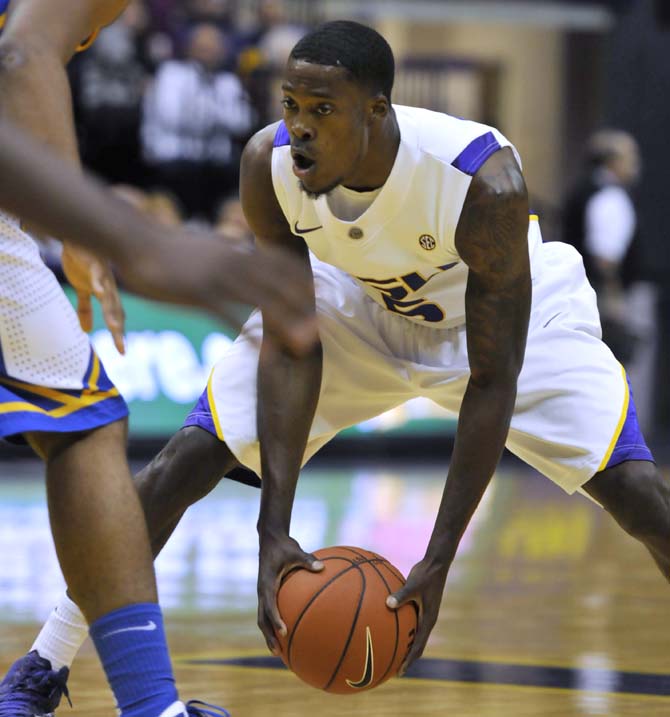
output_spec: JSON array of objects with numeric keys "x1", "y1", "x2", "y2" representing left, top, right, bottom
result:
[{"x1": 342, "y1": 113, "x2": 400, "y2": 193}]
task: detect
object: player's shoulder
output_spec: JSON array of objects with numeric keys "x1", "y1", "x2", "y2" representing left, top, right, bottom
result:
[
  {"x1": 245, "y1": 121, "x2": 284, "y2": 157},
  {"x1": 241, "y1": 121, "x2": 284, "y2": 176},
  {"x1": 395, "y1": 105, "x2": 516, "y2": 175}
]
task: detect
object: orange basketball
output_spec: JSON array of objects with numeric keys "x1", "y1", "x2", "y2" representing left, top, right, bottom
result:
[{"x1": 275, "y1": 546, "x2": 417, "y2": 694}]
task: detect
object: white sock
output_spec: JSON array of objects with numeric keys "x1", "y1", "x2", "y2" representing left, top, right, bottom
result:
[{"x1": 31, "y1": 593, "x2": 88, "y2": 670}]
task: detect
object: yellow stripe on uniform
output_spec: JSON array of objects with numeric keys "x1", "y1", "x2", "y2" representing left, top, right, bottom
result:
[
  {"x1": 77, "y1": 27, "x2": 101, "y2": 52},
  {"x1": 0, "y1": 14, "x2": 6, "y2": 30},
  {"x1": 596, "y1": 364, "x2": 630, "y2": 472},
  {"x1": 86, "y1": 353, "x2": 101, "y2": 394},
  {"x1": 206, "y1": 368, "x2": 225, "y2": 440},
  {"x1": 0, "y1": 375, "x2": 119, "y2": 417},
  {"x1": 0, "y1": 401, "x2": 48, "y2": 415},
  {"x1": 529, "y1": 214, "x2": 539, "y2": 222}
]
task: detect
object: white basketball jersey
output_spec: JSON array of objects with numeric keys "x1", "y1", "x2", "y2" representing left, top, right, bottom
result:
[{"x1": 272, "y1": 105, "x2": 542, "y2": 329}]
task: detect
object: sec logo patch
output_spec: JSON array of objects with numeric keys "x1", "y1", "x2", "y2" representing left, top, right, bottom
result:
[{"x1": 419, "y1": 234, "x2": 436, "y2": 250}]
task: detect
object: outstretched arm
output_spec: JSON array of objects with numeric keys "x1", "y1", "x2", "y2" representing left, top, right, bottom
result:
[
  {"x1": 239, "y1": 126, "x2": 324, "y2": 653},
  {"x1": 389, "y1": 146, "x2": 531, "y2": 669},
  {"x1": 0, "y1": 119, "x2": 318, "y2": 354}
]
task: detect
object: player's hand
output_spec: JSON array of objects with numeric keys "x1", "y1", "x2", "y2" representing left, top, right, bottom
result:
[
  {"x1": 116, "y1": 233, "x2": 319, "y2": 356},
  {"x1": 256, "y1": 533, "x2": 324, "y2": 654},
  {"x1": 386, "y1": 556, "x2": 450, "y2": 674},
  {"x1": 61, "y1": 243, "x2": 125, "y2": 354}
]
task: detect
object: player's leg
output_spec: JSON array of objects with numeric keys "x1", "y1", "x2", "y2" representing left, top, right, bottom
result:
[
  {"x1": 502, "y1": 236, "x2": 670, "y2": 580},
  {"x1": 134, "y1": 426, "x2": 245, "y2": 557},
  {"x1": 19, "y1": 422, "x2": 192, "y2": 717},
  {"x1": 583, "y1": 460, "x2": 670, "y2": 579},
  {"x1": 30, "y1": 421, "x2": 157, "y2": 620},
  {"x1": 1, "y1": 424, "x2": 242, "y2": 717}
]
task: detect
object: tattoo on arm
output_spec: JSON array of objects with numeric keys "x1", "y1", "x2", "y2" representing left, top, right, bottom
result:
[{"x1": 455, "y1": 148, "x2": 531, "y2": 383}]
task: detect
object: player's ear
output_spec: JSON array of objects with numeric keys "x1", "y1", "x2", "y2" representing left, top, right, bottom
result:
[{"x1": 369, "y1": 95, "x2": 390, "y2": 122}]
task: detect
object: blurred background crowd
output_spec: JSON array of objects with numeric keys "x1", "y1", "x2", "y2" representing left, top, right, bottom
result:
[{"x1": 32, "y1": 0, "x2": 670, "y2": 451}]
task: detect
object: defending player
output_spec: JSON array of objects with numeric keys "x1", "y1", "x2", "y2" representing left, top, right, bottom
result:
[{"x1": 4, "y1": 20, "x2": 669, "y2": 714}]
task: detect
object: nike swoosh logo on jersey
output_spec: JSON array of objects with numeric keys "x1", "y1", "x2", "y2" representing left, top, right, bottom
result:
[
  {"x1": 293, "y1": 221, "x2": 323, "y2": 235},
  {"x1": 101, "y1": 620, "x2": 158, "y2": 638},
  {"x1": 346, "y1": 626, "x2": 375, "y2": 689}
]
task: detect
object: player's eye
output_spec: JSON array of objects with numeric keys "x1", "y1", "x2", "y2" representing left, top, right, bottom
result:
[
  {"x1": 316, "y1": 104, "x2": 333, "y2": 116},
  {"x1": 281, "y1": 97, "x2": 296, "y2": 110}
]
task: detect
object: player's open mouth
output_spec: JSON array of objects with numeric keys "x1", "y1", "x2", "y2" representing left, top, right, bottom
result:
[{"x1": 292, "y1": 151, "x2": 316, "y2": 178}]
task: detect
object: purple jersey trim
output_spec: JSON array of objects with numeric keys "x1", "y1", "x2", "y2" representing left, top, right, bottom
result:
[
  {"x1": 451, "y1": 132, "x2": 502, "y2": 176},
  {"x1": 273, "y1": 121, "x2": 290, "y2": 148},
  {"x1": 605, "y1": 377, "x2": 654, "y2": 469},
  {"x1": 183, "y1": 386, "x2": 218, "y2": 438}
]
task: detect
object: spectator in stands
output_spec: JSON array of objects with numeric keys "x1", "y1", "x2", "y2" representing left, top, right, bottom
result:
[
  {"x1": 237, "y1": 0, "x2": 308, "y2": 123},
  {"x1": 562, "y1": 129, "x2": 642, "y2": 363},
  {"x1": 141, "y1": 21, "x2": 256, "y2": 221},
  {"x1": 70, "y1": 1, "x2": 156, "y2": 187}
]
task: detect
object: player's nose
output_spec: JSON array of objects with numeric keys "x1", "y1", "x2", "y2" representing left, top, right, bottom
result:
[{"x1": 288, "y1": 117, "x2": 315, "y2": 142}]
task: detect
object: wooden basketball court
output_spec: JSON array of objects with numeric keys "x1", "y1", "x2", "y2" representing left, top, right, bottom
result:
[{"x1": 1, "y1": 458, "x2": 668, "y2": 716}]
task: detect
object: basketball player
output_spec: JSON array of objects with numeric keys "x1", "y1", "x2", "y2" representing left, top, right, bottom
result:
[{"x1": 5, "y1": 20, "x2": 669, "y2": 712}]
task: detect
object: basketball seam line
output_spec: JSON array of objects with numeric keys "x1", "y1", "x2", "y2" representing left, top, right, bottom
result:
[
  {"x1": 285, "y1": 557, "x2": 361, "y2": 671},
  {"x1": 324, "y1": 561, "x2": 367, "y2": 690}
]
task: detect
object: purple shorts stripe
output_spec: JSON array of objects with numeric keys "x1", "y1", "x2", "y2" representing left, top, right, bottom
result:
[
  {"x1": 451, "y1": 132, "x2": 502, "y2": 176},
  {"x1": 605, "y1": 377, "x2": 654, "y2": 469},
  {"x1": 273, "y1": 121, "x2": 290, "y2": 148},
  {"x1": 182, "y1": 386, "x2": 218, "y2": 438}
]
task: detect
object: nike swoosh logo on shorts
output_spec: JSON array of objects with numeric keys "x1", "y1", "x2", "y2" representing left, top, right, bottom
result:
[
  {"x1": 293, "y1": 221, "x2": 323, "y2": 235},
  {"x1": 101, "y1": 620, "x2": 158, "y2": 638}
]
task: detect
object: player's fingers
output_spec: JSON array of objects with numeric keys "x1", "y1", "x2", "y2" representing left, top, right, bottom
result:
[
  {"x1": 96, "y1": 274, "x2": 126, "y2": 355},
  {"x1": 257, "y1": 604, "x2": 281, "y2": 654},
  {"x1": 386, "y1": 588, "x2": 422, "y2": 614},
  {"x1": 261, "y1": 573, "x2": 287, "y2": 639},
  {"x1": 399, "y1": 641, "x2": 425, "y2": 676},
  {"x1": 398, "y1": 617, "x2": 431, "y2": 675},
  {"x1": 304, "y1": 554, "x2": 324, "y2": 572},
  {"x1": 76, "y1": 292, "x2": 93, "y2": 333}
]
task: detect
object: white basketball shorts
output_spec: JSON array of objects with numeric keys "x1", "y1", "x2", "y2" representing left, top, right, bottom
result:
[
  {"x1": 185, "y1": 238, "x2": 652, "y2": 494},
  {"x1": 0, "y1": 212, "x2": 127, "y2": 439}
]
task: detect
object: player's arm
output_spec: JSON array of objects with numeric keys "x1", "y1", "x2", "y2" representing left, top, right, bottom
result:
[
  {"x1": 389, "y1": 147, "x2": 531, "y2": 669},
  {"x1": 0, "y1": 119, "x2": 318, "y2": 354},
  {"x1": 239, "y1": 126, "x2": 325, "y2": 653},
  {"x1": 0, "y1": 0, "x2": 129, "y2": 351}
]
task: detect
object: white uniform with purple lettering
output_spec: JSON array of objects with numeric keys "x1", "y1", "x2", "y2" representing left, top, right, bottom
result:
[{"x1": 184, "y1": 106, "x2": 652, "y2": 492}]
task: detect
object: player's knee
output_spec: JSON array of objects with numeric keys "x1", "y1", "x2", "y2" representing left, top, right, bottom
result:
[
  {"x1": 136, "y1": 427, "x2": 234, "y2": 504},
  {"x1": 593, "y1": 462, "x2": 670, "y2": 541}
]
